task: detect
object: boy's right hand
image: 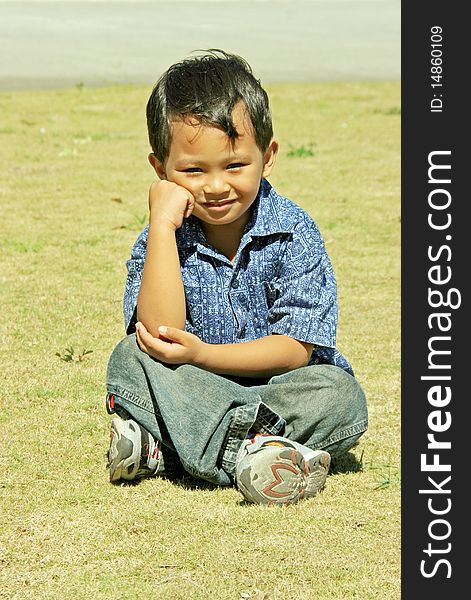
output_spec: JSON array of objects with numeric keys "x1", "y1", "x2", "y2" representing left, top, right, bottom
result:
[{"x1": 148, "y1": 180, "x2": 195, "y2": 231}]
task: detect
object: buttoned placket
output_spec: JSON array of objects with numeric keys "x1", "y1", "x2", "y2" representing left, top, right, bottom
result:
[
  {"x1": 193, "y1": 231, "x2": 254, "y2": 340},
  {"x1": 228, "y1": 232, "x2": 255, "y2": 339}
]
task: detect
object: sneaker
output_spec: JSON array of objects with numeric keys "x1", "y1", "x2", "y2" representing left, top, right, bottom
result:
[
  {"x1": 235, "y1": 435, "x2": 331, "y2": 505},
  {"x1": 108, "y1": 417, "x2": 162, "y2": 482}
]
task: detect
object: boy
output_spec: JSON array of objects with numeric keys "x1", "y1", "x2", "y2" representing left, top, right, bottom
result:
[{"x1": 106, "y1": 50, "x2": 367, "y2": 505}]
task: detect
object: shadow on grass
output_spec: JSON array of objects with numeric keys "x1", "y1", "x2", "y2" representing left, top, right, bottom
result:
[
  {"x1": 109, "y1": 469, "x2": 221, "y2": 492},
  {"x1": 169, "y1": 474, "x2": 220, "y2": 492},
  {"x1": 330, "y1": 450, "x2": 363, "y2": 474}
]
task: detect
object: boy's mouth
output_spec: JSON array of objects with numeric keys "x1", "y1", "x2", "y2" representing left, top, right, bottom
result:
[{"x1": 203, "y1": 199, "x2": 236, "y2": 209}]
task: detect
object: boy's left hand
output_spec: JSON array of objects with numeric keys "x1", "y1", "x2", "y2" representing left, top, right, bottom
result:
[{"x1": 135, "y1": 322, "x2": 206, "y2": 366}]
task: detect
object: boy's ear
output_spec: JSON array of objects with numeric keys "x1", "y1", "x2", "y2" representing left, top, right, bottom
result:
[
  {"x1": 262, "y1": 139, "x2": 279, "y2": 178},
  {"x1": 148, "y1": 153, "x2": 167, "y2": 180}
]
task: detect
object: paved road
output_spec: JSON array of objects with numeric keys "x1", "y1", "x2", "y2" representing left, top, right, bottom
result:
[{"x1": 0, "y1": 0, "x2": 400, "y2": 90}]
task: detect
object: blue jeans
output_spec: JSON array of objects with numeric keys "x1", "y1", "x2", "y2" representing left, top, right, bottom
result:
[{"x1": 106, "y1": 334, "x2": 368, "y2": 486}]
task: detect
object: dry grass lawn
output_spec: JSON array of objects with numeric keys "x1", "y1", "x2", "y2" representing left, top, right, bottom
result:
[{"x1": 0, "y1": 80, "x2": 400, "y2": 599}]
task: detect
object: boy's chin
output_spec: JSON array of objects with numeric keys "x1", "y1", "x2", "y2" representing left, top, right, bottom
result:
[
  {"x1": 193, "y1": 206, "x2": 236, "y2": 222},
  {"x1": 194, "y1": 211, "x2": 251, "y2": 232}
]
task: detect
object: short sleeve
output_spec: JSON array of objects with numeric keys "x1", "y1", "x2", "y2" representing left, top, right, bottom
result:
[
  {"x1": 123, "y1": 226, "x2": 148, "y2": 333},
  {"x1": 268, "y1": 217, "x2": 338, "y2": 348}
]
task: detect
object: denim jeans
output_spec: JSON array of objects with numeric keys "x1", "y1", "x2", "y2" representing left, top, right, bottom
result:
[{"x1": 106, "y1": 334, "x2": 368, "y2": 486}]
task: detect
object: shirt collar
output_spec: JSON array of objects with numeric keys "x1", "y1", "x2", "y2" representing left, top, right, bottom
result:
[{"x1": 176, "y1": 179, "x2": 294, "y2": 250}]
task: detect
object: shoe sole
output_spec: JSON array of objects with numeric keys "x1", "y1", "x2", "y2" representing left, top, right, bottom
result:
[{"x1": 236, "y1": 446, "x2": 331, "y2": 505}]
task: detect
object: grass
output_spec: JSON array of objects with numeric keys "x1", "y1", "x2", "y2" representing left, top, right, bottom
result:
[
  {"x1": 0, "y1": 80, "x2": 400, "y2": 599},
  {"x1": 55, "y1": 347, "x2": 94, "y2": 363}
]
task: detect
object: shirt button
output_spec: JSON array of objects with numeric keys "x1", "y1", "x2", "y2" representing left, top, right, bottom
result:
[{"x1": 231, "y1": 278, "x2": 239, "y2": 289}]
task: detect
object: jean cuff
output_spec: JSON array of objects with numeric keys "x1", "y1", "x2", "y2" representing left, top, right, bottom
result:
[{"x1": 220, "y1": 399, "x2": 285, "y2": 476}]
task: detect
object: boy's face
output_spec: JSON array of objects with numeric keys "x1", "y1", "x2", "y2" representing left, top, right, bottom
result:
[{"x1": 150, "y1": 103, "x2": 278, "y2": 234}]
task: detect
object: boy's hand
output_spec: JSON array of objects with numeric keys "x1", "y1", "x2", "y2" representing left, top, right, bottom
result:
[
  {"x1": 148, "y1": 180, "x2": 195, "y2": 231},
  {"x1": 135, "y1": 321, "x2": 207, "y2": 366}
]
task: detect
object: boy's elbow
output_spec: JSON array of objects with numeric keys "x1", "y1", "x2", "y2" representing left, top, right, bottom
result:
[
  {"x1": 290, "y1": 353, "x2": 311, "y2": 371},
  {"x1": 136, "y1": 306, "x2": 185, "y2": 337},
  {"x1": 300, "y1": 341, "x2": 315, "y2": 365},
  {"x1": 278, "y1": 336, "x2": 314, "y2": 371}
]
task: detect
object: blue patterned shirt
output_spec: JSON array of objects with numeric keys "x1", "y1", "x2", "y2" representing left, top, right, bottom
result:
[{"x1": 123, "y1": 179, "x2": 353, "y2": 375}]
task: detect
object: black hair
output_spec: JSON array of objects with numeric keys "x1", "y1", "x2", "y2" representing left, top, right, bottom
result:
[{"x1": 146, "y1": 49, "x2": 273, "y2": 162}]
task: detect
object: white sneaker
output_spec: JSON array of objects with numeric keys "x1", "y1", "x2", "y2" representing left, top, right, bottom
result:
[
  {"x1": 107, "y1": 417, "x2": 162, "y2": 482},
  {"x1": 235, "y1": 435, "x2": 331, "y2": 505}
]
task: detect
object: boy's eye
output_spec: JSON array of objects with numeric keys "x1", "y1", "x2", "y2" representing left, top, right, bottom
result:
[
  {"x1": 182, "y1": 167, "x2": 202, "y2": 173},
  {"x1": 227, "y1": 163, "x2": 244, "y2": 170}
]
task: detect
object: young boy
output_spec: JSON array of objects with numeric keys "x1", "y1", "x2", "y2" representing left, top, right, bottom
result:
[{"x1": 106, "y1": 50, "x2": 367, "y2": 505}]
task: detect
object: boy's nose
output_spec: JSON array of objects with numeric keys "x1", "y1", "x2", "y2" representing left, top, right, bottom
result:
[{"x1": 203, "y1": 174, "x2": 230, "y2": 195}]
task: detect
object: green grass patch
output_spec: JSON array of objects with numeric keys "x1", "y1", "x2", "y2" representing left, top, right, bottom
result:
[
  {"x1": 286, "y1": 143, "x2": 316, "y2": 158},
  {"x1": 0, "y1": 80, "x2": 400, "y2": 599}
]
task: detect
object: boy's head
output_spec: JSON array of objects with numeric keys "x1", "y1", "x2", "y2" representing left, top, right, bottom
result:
[{"x1": 146, "y1": 49, "x2": 273, "y2": 163}]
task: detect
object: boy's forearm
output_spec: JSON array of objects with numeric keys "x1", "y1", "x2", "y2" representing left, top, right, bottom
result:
[
  {"x1": 197, "y1": 335, "x2": 313, "y2": 378},
  {"x1": 137, "y1": 221, "x2": 186, "y2": 335}
]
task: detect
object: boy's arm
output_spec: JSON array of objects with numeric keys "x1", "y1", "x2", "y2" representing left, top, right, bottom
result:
[
  {"x1": 136, "y1": 322, "x2": 314, "y2": 378},
  {"x1": 200, "y1": 334, "x2": 314, "y2": 377},
  {"x1": 137, "y1": 181, "x2": 194, "y2": 336}
]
